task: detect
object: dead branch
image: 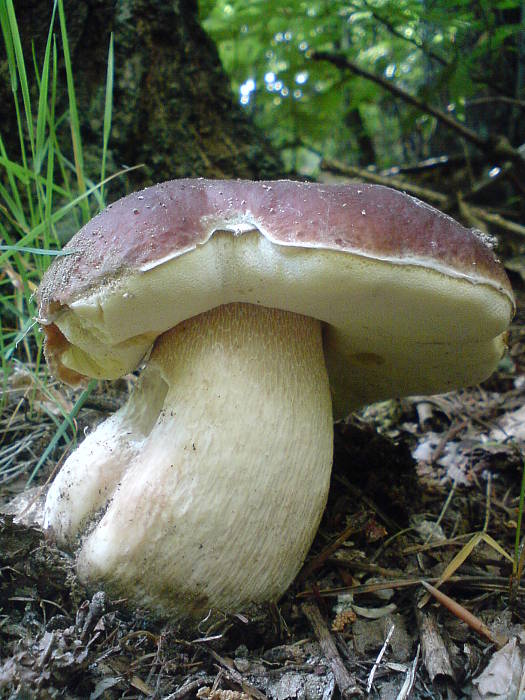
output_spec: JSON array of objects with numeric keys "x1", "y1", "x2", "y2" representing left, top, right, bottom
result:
[
  {"x1": 420, "y1": 581, "x2": 507, "y2": 648},
  {"x1": 415, "y1": 609, "x2": 455, "y2": 685},
  {"x1": 311, "y1": 52, "x2": 525, "y2": 172},
  {"x1": 319, "y1": 157, "x2": 448, "y2": 206},
  {"x1": 467, "y1": 96, "x2": 525, "y2": 109},
  {"x1": 320, "y1": 156, "x2": 525, "y2": 237},
  {"x1": 467, "y1": 206, "x2": 525, "y2": 238},
  {"x1": 361, "y1": 0, "x2": 448, "y2": 67},
  {"x1": 301, "y1": 601, "x2": 361, "y2": 697}
]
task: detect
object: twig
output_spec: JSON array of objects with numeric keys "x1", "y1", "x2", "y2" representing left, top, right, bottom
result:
[
  {"x1": 396, "y1": 645, "x2": 420, "y2": 700},
  {"x1": 419, "y1": 581, "x2": 507, "y2": 648},
  {"x1": 319, "y1": 157, "x2": 447, "y2": 206},
  {"x1": 366, "y1": 623, "x2": 395, "y2": 693},
  {"x1": 164, "y1": 677, "x2": 216, "y2": 700},
  {"x1": 467, "y1": 96, "x2": 525, "y2": 108},
  {"x1": 79, "y1": 591, "x2": 106, "y2": 641},
  {"x1": 301, "y1": 601, "x2": 361, "y2": 697},
  {"x1": 430, "y1": 420, "x2": 469, "y2": 464},
  {"x1": 206, "y1": 649, "x2": 267, "y2": 700},
  {"x1": 468, "y1": 206, "x2": 525, "y2": 237},
  {"x1": 361, "y1": 0, "x2": 448, "y2": 67},
  {"x1": 415, "y1": 609, "x2": 454, "y2": 684},
  {"x1": 326, "y1": 554, "x2": 402, "y2": 579},
  {"x1": 311, "y1": 52, "x2": 525, "y2": 170},
  {"x1": 320, "y1": 155, "x2": 525, "y2": 236},
  {"x1": 298, "y1": 574, "x2": 525, "y2": 599},
  {"x1": 297, "y1": 514, "x2": 368, "y2": 583},
  {"x1": 312, "y1": 52, "x2": 487, "y2": 148}
]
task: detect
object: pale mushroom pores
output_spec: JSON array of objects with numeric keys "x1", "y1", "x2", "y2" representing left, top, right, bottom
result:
[{"x1": 38, "y1": 179, "x2": 515, "y2": 618}]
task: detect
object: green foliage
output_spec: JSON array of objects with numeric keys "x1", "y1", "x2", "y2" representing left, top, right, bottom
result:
[
  {"x1": 0, "y1": 0, "x2": 115, "y2": 482},
  {"x1": 0, "y1": 0, "x2": 114, "y2": 377},
  {"x1": 200, "y1": 0, "x2": 523, "y2": 171}
]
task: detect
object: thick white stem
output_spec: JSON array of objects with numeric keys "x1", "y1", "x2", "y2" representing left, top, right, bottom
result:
[
  {"x1": 43, "y1": 367, "x2": 167, "y2": 543},
  {"x1": 47, "y1": 303, "x2": 333, "y2": 617}
]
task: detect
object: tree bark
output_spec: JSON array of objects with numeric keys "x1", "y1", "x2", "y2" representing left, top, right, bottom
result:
[{"x1": 0, "y1": 0, "x2": 283, "y2": 193}]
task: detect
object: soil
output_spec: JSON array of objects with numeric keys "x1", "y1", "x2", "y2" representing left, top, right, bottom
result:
[{"x1": 1, "y1": 281, "x2": 524, "y2": 699}]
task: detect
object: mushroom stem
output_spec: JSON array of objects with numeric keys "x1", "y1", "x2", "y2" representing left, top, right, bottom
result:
[{"x1": 46, "y1": 303, "x2": 334, "y2": 616}]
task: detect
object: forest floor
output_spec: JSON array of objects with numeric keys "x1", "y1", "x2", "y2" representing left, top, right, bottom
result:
[{"x1": 0, "y1": 281, "x2": 524, "y2": 699}]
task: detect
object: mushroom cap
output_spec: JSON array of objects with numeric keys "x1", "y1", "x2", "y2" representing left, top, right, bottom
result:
[{"x1": 37, "y1": 179, "x2": 515, "y2": 418}]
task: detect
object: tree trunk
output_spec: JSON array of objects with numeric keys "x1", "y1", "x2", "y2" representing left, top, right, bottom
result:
[{"x1": 0, "y1": 0, "x2": 283, "y2": 193}]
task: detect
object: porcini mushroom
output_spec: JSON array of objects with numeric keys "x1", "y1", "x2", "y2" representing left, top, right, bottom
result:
[{"x1": 37, "y1": 179, "x2": 514, "y2": 618}]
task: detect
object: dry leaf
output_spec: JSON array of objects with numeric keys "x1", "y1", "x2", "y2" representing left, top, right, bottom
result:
[{"x1": 471, "y1": 637, "x2": 524, "y2": 699}]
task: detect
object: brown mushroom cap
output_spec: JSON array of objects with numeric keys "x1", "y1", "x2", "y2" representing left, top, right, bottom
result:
[{"x1": 37, "y1": 179, "x2": 514, "y2": 417}]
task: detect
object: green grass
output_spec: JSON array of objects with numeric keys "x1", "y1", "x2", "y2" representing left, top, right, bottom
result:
[
  {"x1": 0, "y1": 0, "x2": 115, "y2": 481},
  {"x1": 514, "y1": 457, "x2": 525, "y2": 582}
]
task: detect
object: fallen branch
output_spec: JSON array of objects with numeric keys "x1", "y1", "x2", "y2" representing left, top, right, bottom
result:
[
  {"x1": 420, "y1": 581, "x2": 507, "y2": 649},
  {"x1": 366, "y1": 623, "x2": 395, "y2": 693},
  {"x1": 467, "y1": 205, "x2": 525, "y2": 238},
  {"x1": 319, "y1": 157, "x2": 447, "y2": 206},
  {"x1": 415, "y1": 609, "x2": 455, "y2": 684},
  {"x1": 297, "y1": 513, "x2": 368, "y2": 583},
  {"x1": 301, "y1": 601, "x2": 361, "y2": 697},
  {"x1": 320, "y1": 156, "x2": 525, "y2": 237}
]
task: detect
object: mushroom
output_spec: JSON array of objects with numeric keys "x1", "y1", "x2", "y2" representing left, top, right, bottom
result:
[{"x1": 37, "y1": 179, "x2": 514, "y2": 618}]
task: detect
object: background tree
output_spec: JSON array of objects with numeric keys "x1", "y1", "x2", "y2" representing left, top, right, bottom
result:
[
  {"x1": 0, "y1": 0, "x2": 283, "y2": 195},
  {"x1": 201, "y1": 0, "x2": 524, "y2": 190}
]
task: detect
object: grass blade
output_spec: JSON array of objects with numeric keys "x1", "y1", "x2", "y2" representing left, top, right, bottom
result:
[
  {"x1": 5, "y1": 0, "x2": 35, "y2": 156},
  {"x1": 26, "y1": 379, "x2": 97, "y2": 485},
  {"x1": 57, "y1": 0, "x2": 89, "y2": 222},
  {"x1": 100, "y1": 33, "x2": 114, "y2": 203},
  {"x1": 35, "y1": 1, "x2": 58, "y2": 175}
]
